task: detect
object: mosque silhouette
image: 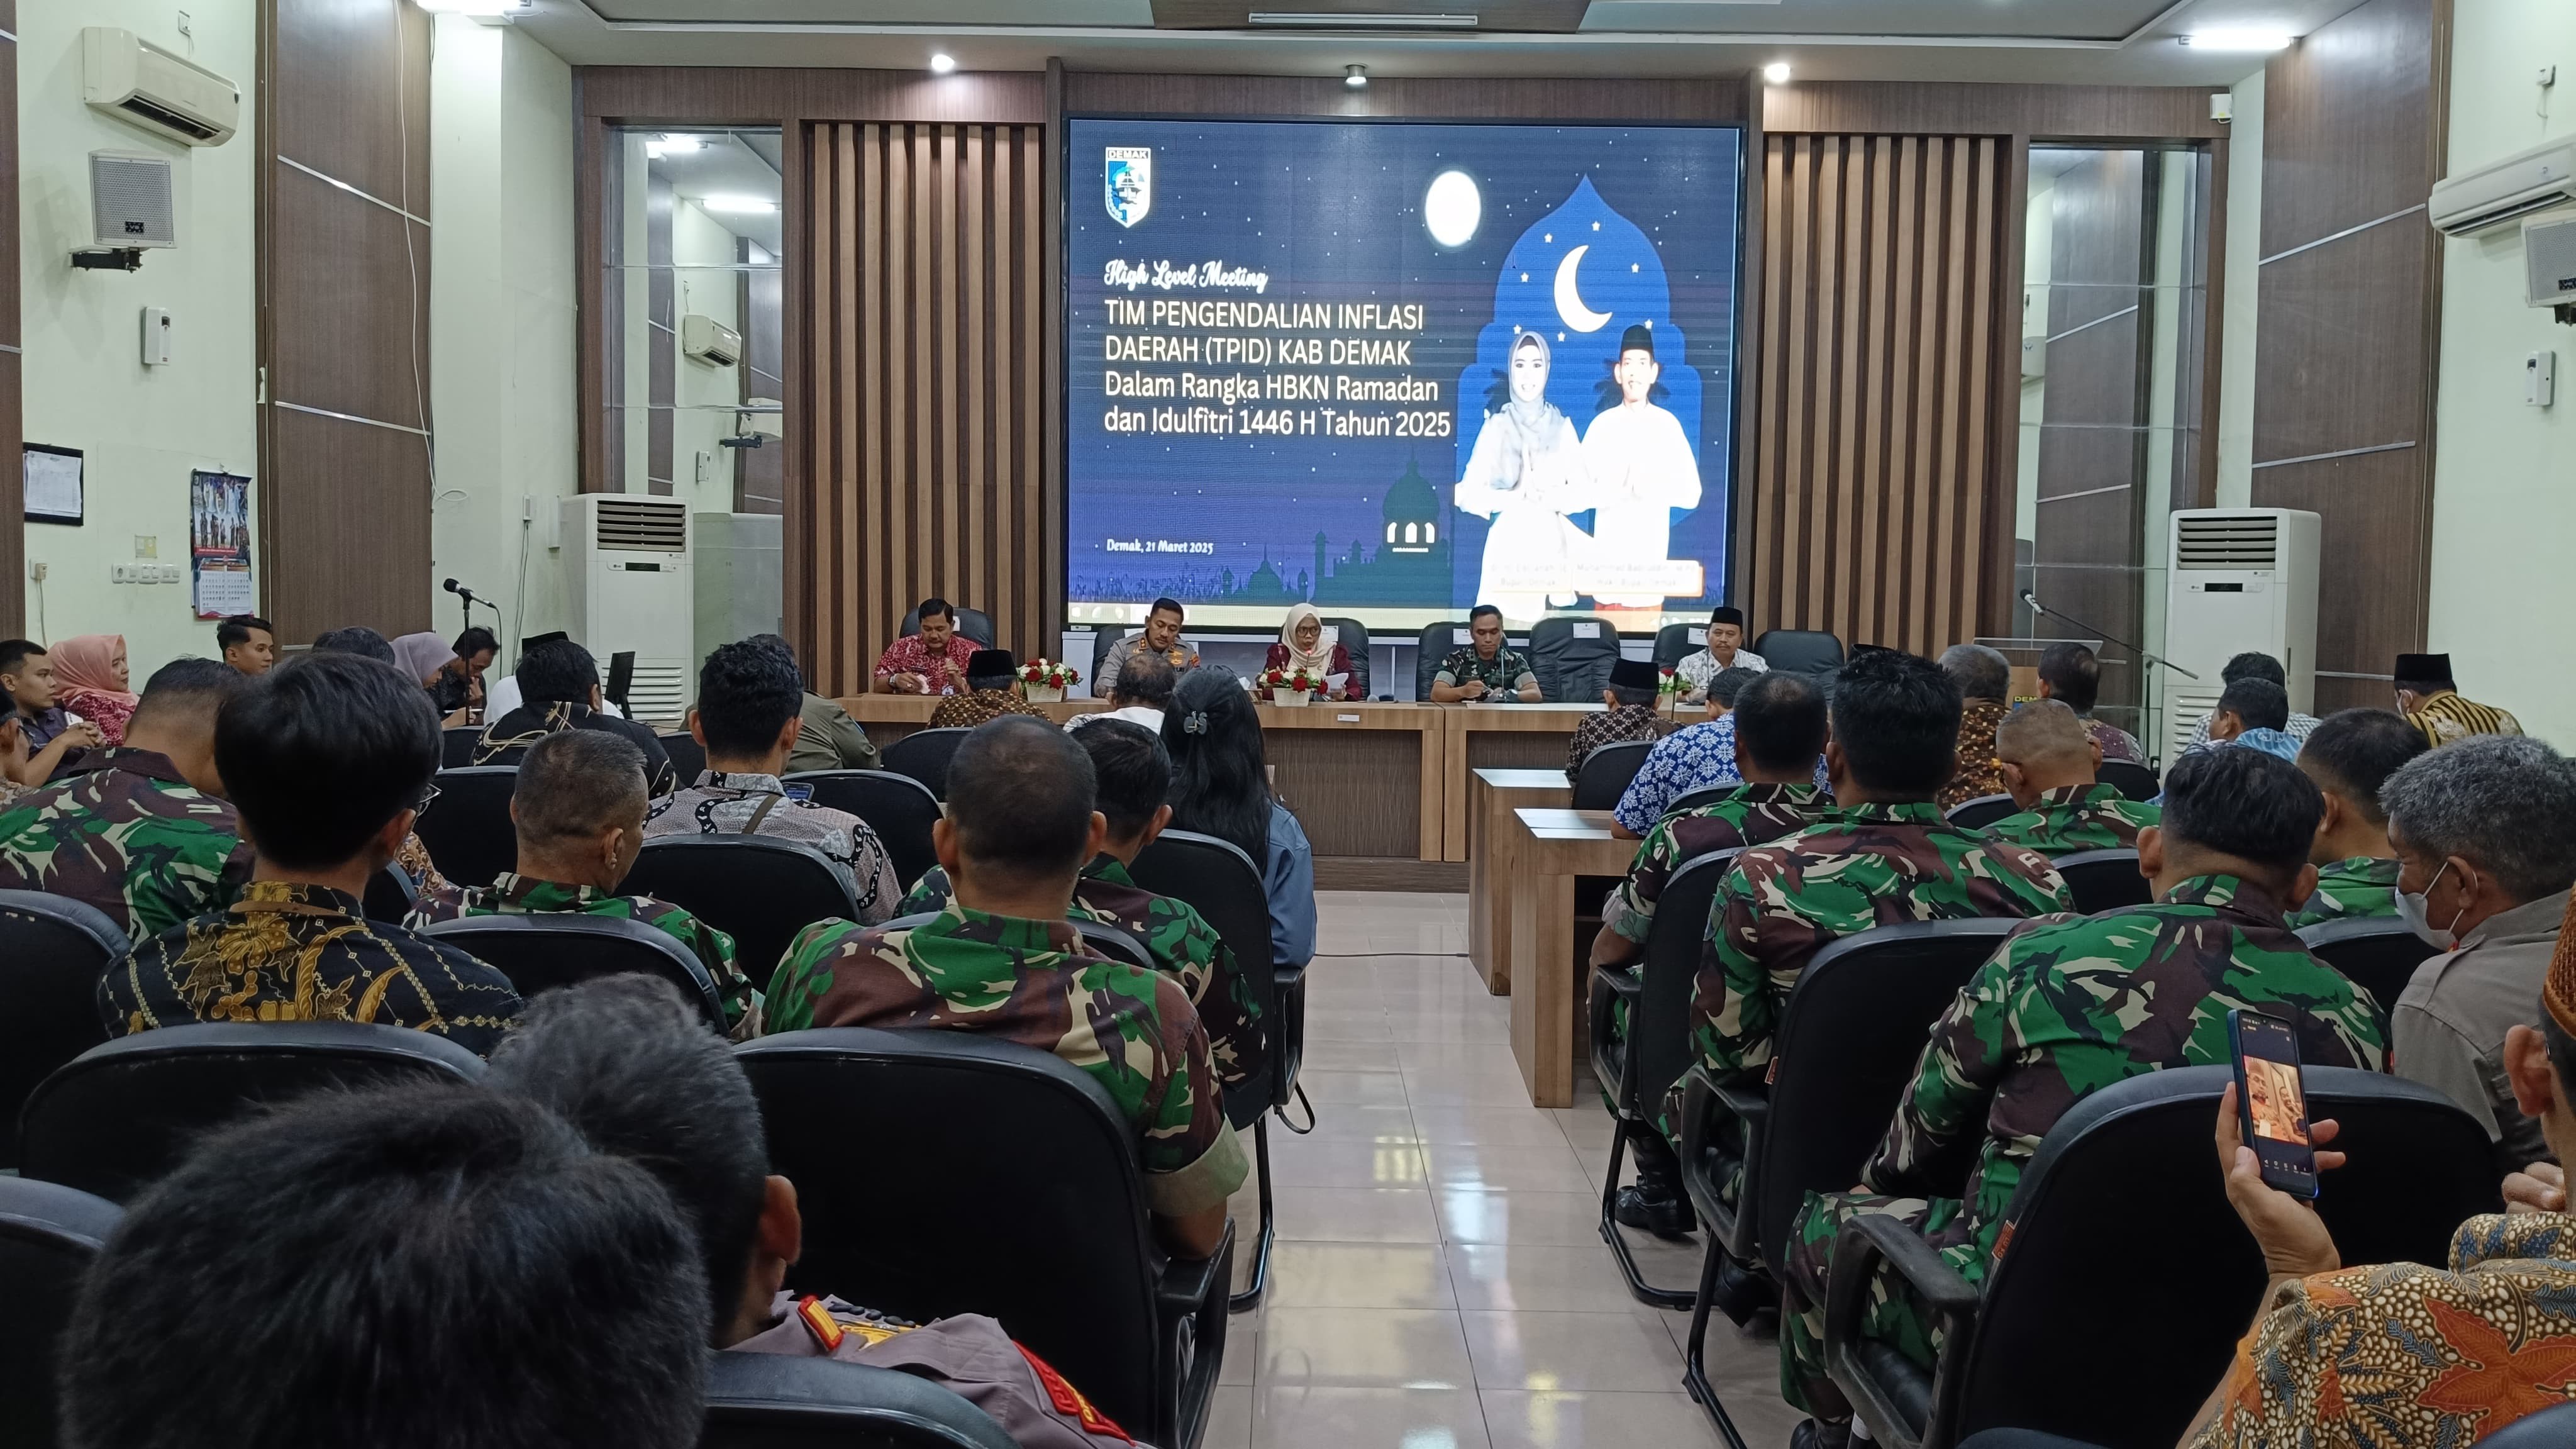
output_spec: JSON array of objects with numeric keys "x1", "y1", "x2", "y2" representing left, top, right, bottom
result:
[{"x1": 1216, "y1": 456, "x2": 1453, "y2": 606}]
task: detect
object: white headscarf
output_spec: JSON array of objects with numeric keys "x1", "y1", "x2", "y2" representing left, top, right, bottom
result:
[{"x1": 1279, "y1": 602, "x2": 1336, "y2": 675}]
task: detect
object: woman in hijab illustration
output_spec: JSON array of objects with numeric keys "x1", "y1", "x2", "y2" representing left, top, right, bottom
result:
[{"x1": 1454, "y1": 331, "x2": 1586, "y2": 622}]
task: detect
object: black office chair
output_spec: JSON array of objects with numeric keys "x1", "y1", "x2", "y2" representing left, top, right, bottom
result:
[
  {"x1": 787, "y1": 770, "x2": 943, "y2": 889},
  {"x1": 2481, "y1": 1401, "x2": 2576, "y2": 1448},
  {"x1": 620, "y1": 837, "x2": 862, "y2": 997},
  {"x1": 1824, "y1": 1065, "x2": 2497, "y2": 1449},
  {"x1": 362, "y1": 862, "x2": 419, "y2": 923},
  {"x1": 1589, "y1": 848, "x2": 1740, "y2": 1311},
  {"x1": 2297, "y1": 918, "x2": 2434, "y2": 1016},
  {"x1": 1130, "y1": 828, "x2": 1287, "y2": 1311},
  {"x1": 18, "y1": 1022, "x2": 486, "y2": 1203},
  {"x1": 662, "y1": 731, "x2": 709, "y2": 784},
  {"x1": 1752, "y1": 628, "x2": 1846, "y2": 678},
  {"x1": 1528, "y1": 616, "x2": 1621, "y2": 702},
  {"x1": 700, "y1": 1352, "x2": 1019, "y2": 1449},
  {"x1": 1945, "y1": 794, "x2": 2019, "y2": 831},
  {"x1": 2094, "y1": 759, "x2": 2158, "y2": 803},
  {"x1": 412, "y1": 765, "x2": 521, "y2": 889},
  {"x1": 1318, "y1": 616, "x2": 1372, "y2": 698},
  {"x1": 441, "y1": 725, "x2": 482, "y2": 767},
  {"x1": 737, "y1": 1028, "x2": 1231, "y2": 1449},
  {"x1": 1572, "y1": 739, "x2": 1657, "y2": 811},
  {"x1": 1414, "y1": 621, "x2": 1474, "y2": 701},
  {"x1": 0, "y1": 892, "x2": 128, "y2": 1174},
  {"x1": 0, "y1": 1176, "x2": 121, "y2": 1449},
  {"x1": 1680, "y1": 918, "x2": 2023, "y2": 1448},
  {"x1": 1651, "y1": 622, "x2": 1702, "y2": 672},
  {"x1": 898, "y1": 606, "x2": 997, "y2": 649},
  {"x1": 421, "y1": 914, "x2": 728, "y2": 1030},
  {"x1": 884, "y1": 729, "x2": 974, "y2": 800},
  {"x1": 2050, "y1": 850, "x2": 2151, "y2": 915}
]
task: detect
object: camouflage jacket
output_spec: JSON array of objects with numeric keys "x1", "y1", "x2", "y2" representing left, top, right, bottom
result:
[
  {"x1": 926, "y1": 690, "x2": 1045, "y2": 731},
  {"x1": 898, "y1": 854, "x2": 1267, "y2": 1089},
  {"x1": 1600, "y1": 783, "x2": 1836, "y2": 945},
  {"x1": 0, "y1": 749, "x2": 255, "y2": 940},
  {"x1": 2287, "y1": 855, "x2": 2402, "y2": 930},
  {"x1": 1692, "y1": 801, "x2": 2072, "y2": 1078},
  {"x1": 1938, "y1": 697, "x2": 2014, "y2": 809},
  {"x1": 1981, "y1": 782, "x2": 2160, "y2": 857},
  {"x1": 1435, "y1": 645, "x2": 1536, "y2": 697},
  {"x1": 103, "y1": 880, "x2": 524, "y2": 1057},
  {"x1": 409, "y1": 872, "x2": 758, "y2": 1038},
  {"x1": 765, "y1": 904, "x2": 1248, "y2": 1217},
  {"x1": 1864, "y1": 874, "x2": 2388, "y2": 1272}
]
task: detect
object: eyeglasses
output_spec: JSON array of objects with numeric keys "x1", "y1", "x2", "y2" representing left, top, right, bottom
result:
[{"x1": 414, "y1": 781, "x2": 442, "y2": 815}]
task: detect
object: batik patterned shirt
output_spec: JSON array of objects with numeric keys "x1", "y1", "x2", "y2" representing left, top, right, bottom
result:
[
  {"x1": 408, "y1": 872, "x2": 757, "y2": 1037},
  {"x1": 872, "y1": 633, "x2": 981, "y2": 696},
  {"x1": 766, "y1": 904, "x2": 1248, "y2": 1216},
  {"x1": 1980, "y1": 782, "x2": 2161, "y2": 857},
  {"x1": 1600, "y1": 783, "x2": 1835, "y2": 944},
  {"x1": 926, "y1": 689, "x2": 1045, "y2": 731},
  {"x1": 1674, "y1": 647, "x2": 1768, "y2": 699},
  {"x1": 1434, "y1": 646, "x2": 1537, "y2": 699},
  {"x1": 1566, "y1": 704, "x2": 1667, "y2": 782},
  {"x1": 0, "y1": 749, "x2": 254, "y2": 940},
  {"x1": 2289, "y1": 855, "x2": 2404, "y2": 930},
  {"x1": 643, "y1": 770, "x2": 899, "y2": 923},
  {"x1": 2407, "y1": 691, "x2": 2524, "y2": 748},
  {"x1": 2083, "y1": 716, "x2": 2145, "y2": 765},
  {"x1": 1939, "y1": 697, "x2": 2014, "y2": 810},
  {"x1": 102, "y1": 880, "x2": 523, "y2": 1056},
  {"x1": 1613, "y1": 714, "x2": 1832, "y2": 835},
  {"x1": 474, "y1": 702, "x2": 679, "y2": 797}
]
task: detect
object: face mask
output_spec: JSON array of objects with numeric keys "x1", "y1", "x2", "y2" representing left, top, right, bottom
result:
[{"x1": 2396, "y1": 858, "x2": 2466, "y2": 950}]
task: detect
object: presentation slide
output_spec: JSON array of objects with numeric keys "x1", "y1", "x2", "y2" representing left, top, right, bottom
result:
[{"x1": 1067, "y1": 118, "x2": 1743, "y2": 631}]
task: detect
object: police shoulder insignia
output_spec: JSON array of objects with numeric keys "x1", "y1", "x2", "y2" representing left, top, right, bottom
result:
[
  {"x1": 795, "y1": 1295, "x2": 845, "y2": 1352},
  {"x1": 1017, "y1": 1343, "x2": 1131, "y2": 1442}
]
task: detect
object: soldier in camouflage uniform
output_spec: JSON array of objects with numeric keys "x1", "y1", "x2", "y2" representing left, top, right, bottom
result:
[
  {"x1": 2287, "y1": 706, "x2": 2426, "y2": 928},
  {"x1": 1774, "y1": 748, "x2": 2389, "y2": 1447},
  {"x1": 1429, "y1": 606, "x2": 1540, "y2": 703},
  {"x1": 0, "y1": 658, "x2": 252, "y2": 939},
  {"x1": 767, "y1": 717, "x2": 1246, "y2": 1250},
  {"x1": 1980, "y1": 699, "x2": 2160, "y2": 856}
]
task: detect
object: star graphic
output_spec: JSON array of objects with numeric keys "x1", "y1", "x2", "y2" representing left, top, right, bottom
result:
[{"x1": 2412, "y1": 1298, "x2": 2576, "y2": 1428}]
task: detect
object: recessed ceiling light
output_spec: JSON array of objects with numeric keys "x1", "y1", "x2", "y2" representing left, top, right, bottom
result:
[
  {"x1": 645, "y1": 133, "x2": 703, "y2": 159},
  {"x1": 930, "y1": 52, "x2": 957, "y2": 74},
  {"x1": 1345, "y1": 64, "x2": 1369, "y2": 88},
  {"x1": 1762, "y1": 61, "x2": 1791, "y2": 84},
  {"x1": 414, "y1": 0, "x2": 529, "y2": 13},
  {"x1": 698, "y1": 196, "x2": 778, "y2": 216},
  {"x1": 2180, "y1": 28, "x2": 2293, "y2": 50}
]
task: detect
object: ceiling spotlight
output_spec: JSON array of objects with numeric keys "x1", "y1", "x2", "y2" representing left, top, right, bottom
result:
[
  {"x1": 1346, "y1": 64, "x2": 1369, "y2": 89},
  {"x1": 1762, "y1": 61, "x2": 1791, "y2": 84},
  {"x1": 930, "y1": 52, "x2": 957, "y2": 73},
  {"x1": 2179, "y1": 29, "x2": 2292, "y2": 50},
  {"x1": 645, "y1": 133, "x2": 703, "y2": 159}
]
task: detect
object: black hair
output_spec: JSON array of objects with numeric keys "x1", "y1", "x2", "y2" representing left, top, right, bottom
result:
[
  {"x1": 1076, "y1": 719, "x2": 1174, "y2": 842},
  {"x1": 747, "y1": 634, "x2": 811, "y2": 691},
  {"x1": 1707, "y1": 665, "x2": 1762, "y2": 709},
  {"x1": 693, "y1": 639, "x2": 802, "y2": 758},
  {"x1": 453, "y1": 626, "x2": 501, "y2": 660},
  {"x1": 130, "y1": 658, "x2": 241, "y2": 734},
  {"x1": 2221, "y1": 652, "x2": 2287, "y2": 688},
  {"x1": 1163, "y1": 667, "x2": 1274, "y2": 863},
  {"x1": 2159, "y1": 747, "x2": 2324, "y2": 872},
  {"x1": 1467, "y1": 605, "x2": 1503, "y2": 626},
  {"x1": 1734, "y1": 673, "x2": 1828, "y2": 775},
  {"x1": 217, "y1": 652, "x2": 440, "y2": 870},
  {"x1": 516, "y1": 637, "x2": 602, "y2": 709},
  {"x1": 484, "y1": 975, "x2": 767, "y2": 1348},
  {"x1": 58, "y1": 1085, "x2": 708, "y2": 1449},
  {"x1": 2218, "y1": 677, "x2": 2291, "y2": 733},
  {"x1": 1148, "y1": 597, "x2": 1185, "y2": 620},
  {"x1": 515, "y1": 730, "x2": 648, "y2": 843},
  {"x1": 215, "y1": 616, "x2": 275, "y2": 652},
  {"x1": 947, "y1": 715, "x2": 1099, "y2": 884},
  {"x1": 2297, "y1": 708, "x2": 2428, "y2": 827},
  {"x1": 0, "y1": 638, "x2": 46, "y2": 677},
  {"x1": 1112, "y1": 653, "x2": 1178, "y2": 708},
  {"x1": 310, "y1": 626, "x2": 396, "y2": 664},
  {"x1": 2037, "y1": 641, "x2": 2102, "y2": 714},
  {"x1": 1828, "y1": 648, "x2": 1962, "y2": 798},
  {"x1": 916, "y1": 597, "x2": 955, "y2": 626}
]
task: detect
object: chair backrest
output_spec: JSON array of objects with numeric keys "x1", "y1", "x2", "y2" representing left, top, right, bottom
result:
[
  {"x1": 2296, "y1": 917, "x2": 2435, "y2": 1016},
  {"x1": 1526, "y1": 616, "x2": 1621, "y2": 702},
  {"x1": 412, "y1": 765, "x2": 522, "y2": 889},
  {"x1": 786, "y1": 770, "x2": 943, "y2": 889},
  {"x1": 1088, "y1": 628, "x2": 1133, "y2": 684},
  {"x1": 2479, "y1": 1400, "x2": 2576, "y2": 1449},
  {"x1": 1954, "y1": 1066, "x2": 2497, "y2": 1448},
  {"x1": 700, "y1": 1351, "x2": 1019, "y2": 1449},
  {"x1": 2094, "y1": 758, "x2": 2158, "y2": 802},
  {"x1": 0, "y1": 892, "x2": 128, "y2": 1173},
  {"x1": 1414, "y1": 621, "x2": 1472, "y2": 701},
  {"x1": 1751, "y1": 919, "x2": 2021, "y2": 1275},
  {"x1": 1129, "y1": 829, "x2": 1283, "y2": 1119},
  {"x1": 1945, "y1": 794, "x2": 2019, "y2": 831},
  {"x1": 898, "y1": 606, "x2": 998, "y2": 648},
  {"x1": 19, "y1": 1022, "x2": 486, "y2": 1203},
  {"x1": 736, "y1": 1028, "x2": 1171, "y2": 1441},
  {"x1": 440, "y1": 725, "x2": 482, "y2": 767},
  {"x1": 1318, "y1": 616, "x2": 1372, "y2": 697},
  {"x1": 0, "y1": 1176, "x2": 121, "y2": 1449},
  {"x1": 882, "y1": 729, "x2": 974, "y2": 800},
  {"x1": 1572, "y1": 738, "x2": 1657, "y2": 811},
  {"x1": 1629, "y1": 849, "x2": 1742, "y2": 1118},
  {"x1": 2051, "y1": 849, "x2": 2151, "y2": 915},
  {"x1": 661, "y1": 731, "x2": 709, "y2": 784},
  {"x1": 619, "y1": 837, "x2": 860, "y2": 997},
  {"x1": 1650, "y1": 622, "x2": 1702, "y2": 671},
  {"x1": 1751, "y1": 628, "x2": 1845, "y2": 677},
  {"x1": 421, "y1": 914, "x2": 727, "y2": 1029}
]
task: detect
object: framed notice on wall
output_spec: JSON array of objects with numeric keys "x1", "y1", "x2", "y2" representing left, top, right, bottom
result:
[
  {"x1": 191, "y1": 470, "x2": 256, "y2": 619},
  {"x1": 24, "y1": 444, "x2": 83, "y2": 525}
]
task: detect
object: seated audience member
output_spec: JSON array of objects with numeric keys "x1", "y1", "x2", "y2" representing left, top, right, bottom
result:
[
  {"x1": 475, "y1": 636, "x2": 677, "y2": 795},
  {"x1": 0, "y1": 638, "x2": 103, "y2": 782},
  {"x1": 450, "y1": 624, "x2": 500, "y2": 697},
  {"x1": 928, "y1": 649, "x2": 1045, "y2": 730},
  {"x1": 2200, "y1": 677, "x2": 2302, "y2": 763},
  {"x1": 0, "y1": 658, "x2": 251, "y2": 938},
  {"x1": 391, "y1": 631, "x2": 462, "y2": 717},
  {"x1": 1565, "y1": 659, "x2": 1667, "y2": 781},
  {"x1": 2395, "y1": 650, "x2": 2523, "y2": 746},
  {"x1": 903, "y1": 718, "x2": 1264, "y2": 1089},
  {"x1": 1098, "y1": 596, "x2": 1199, "y2": 683},
  {"x1": 1983, "y1": 698, "x2": 2160, "y2": 855},
  {"x1": 100, "y1": 652, "x2": 522, "y2": 1055},
  {"x1": 1430, "y1": 605, "x2": 1540, "y2": 703},
  {"x1": 2181, "y1": 972, "x2": 2576, "y2": 1448},
  {"x1": 314, "y1": 627, "x2": 457, "y2": 899},
  {"x1": 57, "y1": 1083, "x2": 708, "y2": 1449},
  {"x1": 767, "y1": 716, "x2": 1246, "y2": 1257},
  {"x1": 2289, "y1": 707, "x2": 2428, "y2": 927},
  {"x1": 1610, "y1": 665, "x2": 1785, "y2": 836},
  {"x1": 873, "y1": 596, "x2": 980, "y2": 696},
  {"x1": 311, "y1": 625, "x2": 397, "y2": 662},
  {"x1": 50, "y1": 634, "x2": 137, "y2": 747},
  {"x1": 2379, "y1": 735, "x2": 2576, "y2": 1175},
  {"x1": 1779, "y1": 747, "x2": 2386, "y2": 1446},
  {"x1": 1266, "y1": 602, "x2": 1359, "y2": 701},
  {"x1": 2035, "y1": 640, "x2": 2143, "y2": 764},
  {"x1": 646, "y1": 638, "x2": 899, "y2": 921},
  {"x1": 484, "y1": 977, "x2": 1136, "y2": 1448},
  {"x1": 410, "y1": 730, "x2": 757, "y2": 1037},
  {"x1": 1165, "y1": 667, "x2": 1316, "y2": 972},
  {"x1": 2185, "y1": 651, "x2": 2322, "y2": 749},
  {"x1": 1674, "y1": 604, "x2": 1768, "y2": 704},
  {"x1": 1068, "y1": 653, "x2": 1177, "y2": 735},
  {"x1": 0, "y1": 704, "x2": 26, "y2": 801},
  {"x1": 1936, "y1": 643, "x2": 2014, "y2": 809},
  {"x1": 750, "y1": 634, "x2": 883, "y2": 774},
  {"x1": 215, "y1": 614, "x2": 277, "y2": 675}
]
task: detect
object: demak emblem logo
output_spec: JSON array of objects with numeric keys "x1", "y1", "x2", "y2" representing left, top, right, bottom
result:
[{"x1": 1106, "y1": 147, "x2": 1152, "y2": 228}]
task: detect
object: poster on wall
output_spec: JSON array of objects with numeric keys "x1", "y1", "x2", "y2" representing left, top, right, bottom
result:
[
  {"x1": 190, "y1": 470, "x2": 255, "y2": 619},
  {"x1": 24, "y1": 445, "x2": 84, "y2": 525}
]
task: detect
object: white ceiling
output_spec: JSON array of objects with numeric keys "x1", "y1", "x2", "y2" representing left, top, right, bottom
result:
[{"x1": 649, "y1": 129, "x2": 786, "y2": 252}]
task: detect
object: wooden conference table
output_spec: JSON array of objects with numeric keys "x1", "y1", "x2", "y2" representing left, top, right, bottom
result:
[{"x1": 1502, "y1": 808, "x2": 1638, "y2": 1108}]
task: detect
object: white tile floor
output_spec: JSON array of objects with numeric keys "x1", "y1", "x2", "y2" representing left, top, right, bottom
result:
[{"x1": 1211, "y1": 891, "x2": 1802, "y2": 1449}]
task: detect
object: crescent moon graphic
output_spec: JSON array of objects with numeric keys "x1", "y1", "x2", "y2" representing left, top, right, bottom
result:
[{"x1": 1553, "y1": 244, "x2": 1612, "y2": 333}]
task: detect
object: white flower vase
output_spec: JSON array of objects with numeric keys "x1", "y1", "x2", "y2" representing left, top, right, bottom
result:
[
  {"x1": 1277, "y1": 688, "x2": 1312, "y2": 707},
  {"x1": 1026, "y1": 684, "x2": 1065, "y2": 704}
]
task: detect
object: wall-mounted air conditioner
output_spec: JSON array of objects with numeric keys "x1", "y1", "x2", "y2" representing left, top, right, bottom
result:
[
  {"x1": 83, "y1": 28, "x2": 240, "y2": 148},
  {"x1": 560, "y1": 496, "x2": 694, "y2": 726},
  {"x1": 2431, "y1": 135, "x2": 2576, "y2": 236},
  {"x1": 2161, "y1": 509, "x2": 2320, "y2": 759},
  {"x1": 682, "y1": 314, "x2": 742, "y2": 368}
]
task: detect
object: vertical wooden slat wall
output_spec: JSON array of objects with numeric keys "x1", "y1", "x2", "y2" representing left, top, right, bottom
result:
[
  {"x1": 1740, "y1": 133, "x2": 2014, "y2": 655},
  {"x1": 800, "y1": 121, "x2": 1051, "y2": 698}
]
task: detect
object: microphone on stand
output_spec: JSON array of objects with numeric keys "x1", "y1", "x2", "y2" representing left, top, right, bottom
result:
[{"x1": 443, "y1": 577, "x2": 479, "y2": 606}]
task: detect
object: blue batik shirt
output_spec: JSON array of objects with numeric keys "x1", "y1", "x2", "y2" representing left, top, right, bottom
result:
[{"x1": 1613, "y1": 716, "x2": 1833, "y2": 835}]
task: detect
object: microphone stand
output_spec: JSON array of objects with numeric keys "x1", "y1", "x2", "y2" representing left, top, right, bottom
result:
[{"x1": 2019, "y1": 591, "x2": 2201, "y2": 767}]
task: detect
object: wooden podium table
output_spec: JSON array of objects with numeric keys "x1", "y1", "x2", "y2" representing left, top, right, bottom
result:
[
  {"x1": 1504, "y1": 807, "x2": 1640, "y2": 1107},
  {"x1": 1465, "y1": 768, "x2": 1575, "y2": 994}
]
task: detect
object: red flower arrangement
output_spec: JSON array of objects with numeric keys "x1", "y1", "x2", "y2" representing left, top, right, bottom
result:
[
  {"x1": 1260, "y1": 665, "x2": 1325, "y2": 697},
  {"x1": 1017, "y1": 659, "x2": 1082, "y2": 689}
]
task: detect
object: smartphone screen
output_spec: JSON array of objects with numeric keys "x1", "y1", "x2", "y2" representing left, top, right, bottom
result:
[{"x1": 2231, "y1": 1009, "x2": 2318, "y2": 1198}]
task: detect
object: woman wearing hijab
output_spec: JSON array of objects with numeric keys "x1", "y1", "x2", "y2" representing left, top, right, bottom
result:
[
  {"x1": 50, "y1": 635, "x2": 137, "y2": 746},
  {"x1": 1262, "y1": 603, "x2": 1357, "y2": 701},
  {"x1": 391, "y1": 631, "x2": 474, "y2": 719},
  {"x1": 1454, "y1": 330, "x2": 1587, "y2": 622}
]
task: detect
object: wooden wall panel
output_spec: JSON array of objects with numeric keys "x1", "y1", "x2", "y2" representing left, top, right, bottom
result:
[
  {"x1": 1765, "y1": 81, "x2": 2228, "y2": 141},
  {"x1": 0, "y1": 0, "x2": 19, "y2": 636},
  {"x1": 1062, "y1": 72, "x2": 1741, "y2": 123}
]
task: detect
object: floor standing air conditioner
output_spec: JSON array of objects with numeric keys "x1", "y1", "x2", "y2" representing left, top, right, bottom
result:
[
  {"x1": 561, "y1": 496, "x2": 694, "y2": 727},
  {"x1": 2161, "y1": 509, "x2": 2321, "y2": 760}
]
